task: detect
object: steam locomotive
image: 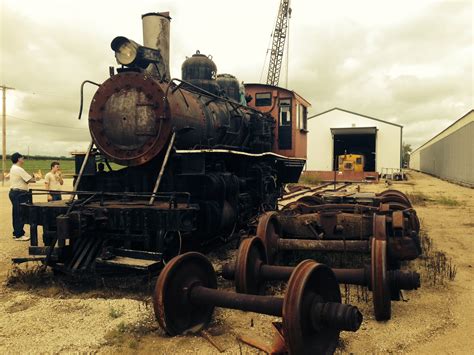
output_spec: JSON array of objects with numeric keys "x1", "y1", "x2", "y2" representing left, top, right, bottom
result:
[{"x1": 18, "y1": 12, "x2": 308, "y2": 274}]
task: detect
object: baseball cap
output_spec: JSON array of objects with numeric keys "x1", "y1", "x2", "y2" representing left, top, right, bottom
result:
[{"x1": 11, "y1": 152, "x2": 24, "y2": 164}]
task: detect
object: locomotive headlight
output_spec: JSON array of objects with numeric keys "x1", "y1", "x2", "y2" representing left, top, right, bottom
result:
[
  {"x1": 111, "y1": 36, "x2": 140, "y2": 65},
  {"x1": 111, "y1": 36, "x2": 163, "y2": 69}
]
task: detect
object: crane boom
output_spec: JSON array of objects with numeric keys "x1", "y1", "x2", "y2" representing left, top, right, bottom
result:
[{"x1": 266, "y1": 0, "x2": 291, "y2": 87}]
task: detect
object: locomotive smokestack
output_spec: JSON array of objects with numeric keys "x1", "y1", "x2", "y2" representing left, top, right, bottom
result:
[{"x1": 142, "y1": 12, "x2": 171, "y2": 81}]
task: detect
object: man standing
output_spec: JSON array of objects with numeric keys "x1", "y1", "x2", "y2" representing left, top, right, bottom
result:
[
  {"x1": 44, "y1": 161, "x2": 63, "y2": 201},
  {"x1": 9, "y1": 152, "x2": 34, "y2": 241}
]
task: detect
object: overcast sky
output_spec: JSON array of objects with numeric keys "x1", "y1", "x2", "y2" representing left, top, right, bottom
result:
[{"x1": 0, "y1": 0, "x2": 472, "y2": 156}]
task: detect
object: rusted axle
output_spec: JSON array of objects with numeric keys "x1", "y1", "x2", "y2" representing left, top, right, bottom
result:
[
  {"x1": 190, "y1": 285, "x2": 360, "y2": 331},
  {"x1": 222, "y1": 239, "x2": 420, "y2": 292},
  {"x1": 153, "y1": 252, "x2": 362, "y2": 354},
  {"x1": 243, "y1": 215, "x2": 421, "y2": 321},
  {"x1": 257, "y1": 211, "x2": 421, "y2": 264},
  {"x1": 278, "y1": 238, "x2": 370, "y2": 252}
]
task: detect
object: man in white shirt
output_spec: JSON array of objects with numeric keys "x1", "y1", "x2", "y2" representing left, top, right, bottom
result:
[
  {"x1": 9, "y1": 152, "x2": 34, "y2": 241},
  {"x1": 44, "y1": 161, "x2": 64, "y2": 201}
]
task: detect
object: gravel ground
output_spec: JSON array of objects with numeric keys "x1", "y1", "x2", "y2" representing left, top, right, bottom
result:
[{"x1": 0, "y1": 172, "x2": 472, "y2": 354}]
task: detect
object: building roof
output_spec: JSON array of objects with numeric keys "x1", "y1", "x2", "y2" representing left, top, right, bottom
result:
[
  {"x1": 244, "y1": 83, "x2": 312, "y2": 107},
  {"x1": 308, "y1": 107, "x2": 403, "y2": 128},
  {"x1": 411, "y1": 109, "x2": 474, "y2": 154}
]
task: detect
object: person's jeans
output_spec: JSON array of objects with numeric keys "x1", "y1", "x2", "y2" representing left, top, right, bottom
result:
[
  {"x1": 50, "y1": 193, "x2": 62, "y2": 201},
  {"x1": 9, "y1": 189, "x2": 29, "y2": 238}
]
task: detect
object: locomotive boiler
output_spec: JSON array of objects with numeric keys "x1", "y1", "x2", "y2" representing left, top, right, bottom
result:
[{"x1": 18, "y1": 12, "x2": 306, "y2": 274}]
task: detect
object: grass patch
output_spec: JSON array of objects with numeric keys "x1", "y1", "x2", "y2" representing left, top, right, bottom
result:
[
  {"x1": 109, "y1": 305, "x2": 125, "y2": 319},
  {"x1": 6, "y1": 264, "x2": 53, "y2": 288},
  {"x1": 6, "y1": 263, "x2": 156, "y2": 302},
  {"x1": 3, "y1": 158, "x2": 124, "y2": 178},
  {"x1": 104, "y1": 320, "x2": 156, "y2": 350},
  {"x1": 405, "y1": 192, "x2": 463, "y2": 207},
  {"x1": 432, "y1": 196, "x2": 462, "y2": 207},
  {"x1": 298, "y1": 173, "x2": 323, "y2": 185},
  {"x1": 405, "y1": 191, "x2": 429, "y2": 206}
]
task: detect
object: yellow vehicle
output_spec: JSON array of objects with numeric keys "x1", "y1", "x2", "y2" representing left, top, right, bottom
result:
[{"x1": 338, "y1": 154, "x2": 364, "y2": 172}]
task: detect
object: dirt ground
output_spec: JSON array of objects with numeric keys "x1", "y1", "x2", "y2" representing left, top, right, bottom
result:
[{"x1": 0, "y1": 171, "x2": 472, "y2": 354}]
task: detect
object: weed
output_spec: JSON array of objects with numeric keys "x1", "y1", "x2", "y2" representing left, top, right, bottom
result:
[
  {"x1": 129, "y1": 340, "x2": 139, "y2": 349},
  {"x1": 417, "y1": 230, "x2": 457, "y2": 286},
  {"x1": 6, "y1": 264, "x2": 53, "y2": 288},
  {"x1": 433, "y1": 196, "x2": 462, "y2": 207},
  {"x1": 117, "y1": 322, "x2": 128, "y2": 333},
  {"x1": 109, "y1": 305, "x2": 125, "y2": 319},
  {"x1": 405, "y1": 192, "x2": 429, "y2": 206},
  {"x1": 298, "y1": 174, "x2": 323, "y2": 186}
]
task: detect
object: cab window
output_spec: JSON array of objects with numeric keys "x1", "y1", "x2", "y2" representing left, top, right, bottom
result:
[
  {"x1": 279, "y1": 98, "x2": 291, "y2": 126},
  {"x1": 255, "y1": 92, "x2": 272, "y2": 106}
]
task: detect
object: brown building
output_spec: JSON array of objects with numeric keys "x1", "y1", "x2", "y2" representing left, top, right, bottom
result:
[{"x1": 244, "y1": 84, "x2": 311, "y2": 159}]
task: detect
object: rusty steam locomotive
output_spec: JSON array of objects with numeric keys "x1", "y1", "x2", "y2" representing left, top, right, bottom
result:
[{"x1": 18, "y1": 13, "x2": 306, "y2": 274}]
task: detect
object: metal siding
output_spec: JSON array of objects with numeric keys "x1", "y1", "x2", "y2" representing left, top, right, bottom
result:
[{"x1": 419, "y1": 121, "x2": 474, "y2": 186}]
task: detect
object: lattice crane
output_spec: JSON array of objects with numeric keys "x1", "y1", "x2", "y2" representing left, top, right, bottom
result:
[{"x1": 266, "y1": 0, "x2": 292, "y2": 87}]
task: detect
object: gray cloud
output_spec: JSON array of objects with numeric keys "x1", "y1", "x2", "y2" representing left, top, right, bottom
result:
[{"x1": 1, "y1": 0, "x2": 472, "y2": 156}]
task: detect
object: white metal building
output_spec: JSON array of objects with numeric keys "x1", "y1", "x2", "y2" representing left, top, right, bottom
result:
[
  {"x1": 410, "y1": 110, "x2": 473, "y2": 187},
  {"x1": 306, "y1": 108, "x2": 402, "y2": 173}
]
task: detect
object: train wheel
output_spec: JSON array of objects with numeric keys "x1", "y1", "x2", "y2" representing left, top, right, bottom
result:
[
  {"x1": 371, "y1": 215, "x2": 391, "y2": 321},
  {"x1": 234, "y1": 237, "x2": 267, "y2": 295},
  {"x1": 153, "y1": 252, "x2": 217, "y2": 335},
  {"x1": 256, "y1": 212, "x2": 282, "y2": 264},
  {"x1": 283, "y1": 260, "x2": 343, "y2": 355}
]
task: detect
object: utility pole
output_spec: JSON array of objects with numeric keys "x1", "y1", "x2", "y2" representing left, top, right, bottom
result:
[{"x1": 1, "y1": 85, "x2": 15, "y2": 186}]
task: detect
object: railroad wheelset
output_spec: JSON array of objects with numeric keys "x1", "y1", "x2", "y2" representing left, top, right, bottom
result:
[
  {"x1": 223, "y1": 233, "x2": 420, "y2": 321},
  {"x1": 153, "y1": 252, "x2": 362, "y2": 354},
  {"x1": 256, "y1": 211, "x2": 420, "y2": 266}
]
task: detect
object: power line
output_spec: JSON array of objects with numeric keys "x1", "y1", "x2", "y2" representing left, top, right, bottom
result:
[
  {"x1": 7, "y1": 114, "x2": 88, "y2": 130},
  {"x1": 10, "y1": 86, "x2": 78, "y2": 100},
  {"x1": 21, "y1": 90, "x2": 77, "y2": 100}
]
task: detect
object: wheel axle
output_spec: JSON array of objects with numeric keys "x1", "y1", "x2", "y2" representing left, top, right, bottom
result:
[
  {"x1": 153, "y1": 252, "x2": 362, "y2": 354},
  {"x1": 223, "y1": 216, "x2": 420, "y2": 321}
]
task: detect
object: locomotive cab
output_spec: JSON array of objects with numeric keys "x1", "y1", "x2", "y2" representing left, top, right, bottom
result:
[{"x1": 244, "y1": 84, "x2": 310, "y2": 160}]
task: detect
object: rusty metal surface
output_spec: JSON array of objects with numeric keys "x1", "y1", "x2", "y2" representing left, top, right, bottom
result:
[
  {"x1": 378, "y1": 189, "x2": 412, "y2": 207},
  {"x1": 277, "y1": 212, "x2": 373, "y2": 240},
  {"x1": 278, "y1": 239, "x2": 370, "y2": 253},
  {"x1": 153, "y1": 252, "x2": 217, "y2": 335},
  {"x1": 225, "y1": 235, "x2": 420, "y2": 323},
  {"x1": 234, "y1": 237, "x2": 267, "y2": 295},
  {"x1": 371, "y1": 216, "x2": 391, "y2": 321},
  {"x1": 282, "y1": 260, "x2": 357, "y2": 355},
  {"x1": 89, "y1": 72, "x2": 172, "y2": 166},
  {"x1": 256, "y1": 211, "x2": 282, "y2": 264},
  {"x1": 155, "y1": 252, "x2": 362, "y2": 354},
  {"x1": 90, "y1": 71, "x2": 276, "y2": 166}
]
